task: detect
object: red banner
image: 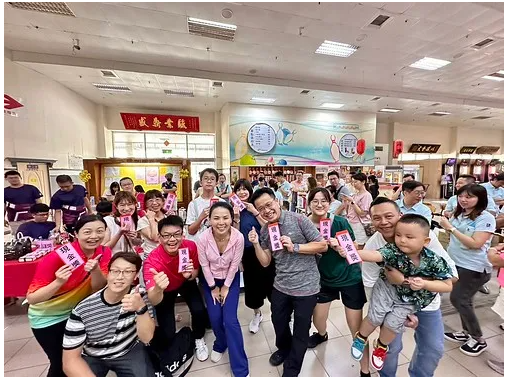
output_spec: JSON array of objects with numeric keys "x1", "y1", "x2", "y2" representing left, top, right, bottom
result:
[{"x1": 120, "y1": 113, "x2": 200, "y2": 132}]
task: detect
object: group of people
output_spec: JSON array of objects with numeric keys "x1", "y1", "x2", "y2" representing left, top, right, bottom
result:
[{"x1": 3, "y1": 167, "x2": 504, "y2": 377}]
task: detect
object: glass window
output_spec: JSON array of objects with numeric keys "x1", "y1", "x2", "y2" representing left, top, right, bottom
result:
[
  {"x1": 145, "y1": 133, "x2": 187, "y2": 158},
  {"x1": 187, "y1": 134, "x2": 215, "y2": 158},
  {"x1": 113, "y1": 132, "x2": 146, "y2": 158}
]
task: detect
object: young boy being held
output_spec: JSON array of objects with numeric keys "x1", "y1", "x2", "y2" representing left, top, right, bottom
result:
[{"x1": 335, "y1": 214, "x2": 453, "y2": 371}]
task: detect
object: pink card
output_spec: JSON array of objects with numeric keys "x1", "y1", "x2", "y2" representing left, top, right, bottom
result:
[
  {"x1": 336, "y1": 230, "x2": 362, "y2": 265},
  {"x1": 36, "y1": 239, "x2": 54, "y2": 252},
  {"x1": 319, "y1": 218, "x2": 331, "y2": 240},
  {"x1": 55, "y1": 243, "x2": 85, "y2": 270},
  {"x1": 164, "y1": 193, "x2": 176, "y2": 211},
  {"x1": 268, "y1": 223, "x2": 283, "y2": 251},
  {"x1": 229, "y1": 193, "x2": 246, "y2": 211},
  {"x1": 210, "y1": 198, "x2": 219, "y2": 206},
  {"x1": 120, "y1": 215, "x2": 135, "y2": 231},
  {"x1": 178, "y1": 248, "x2": 190, "y2": 273}
]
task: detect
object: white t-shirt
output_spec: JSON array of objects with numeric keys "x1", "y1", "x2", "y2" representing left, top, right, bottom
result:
[
  {"x1": 104, "y1": 216, "x2": 126, "y2": 255},
  {"x1": 185, "y1": 196, "x2": 224, "y2": 242},
  {"x1": 137, "y1": 216, "x2": 160, "y2": 259},
  {"x1": 362, "y1": 231, "x2": 458, "y2": 311}
]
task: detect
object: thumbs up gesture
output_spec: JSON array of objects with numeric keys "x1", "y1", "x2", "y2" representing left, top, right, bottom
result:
[
  {"x1": 121, "y1": 285, "x2": 145, "y2": 312},
  {"x1": 84, "y1": 254, "x2": 102, "y2": 273},
  {"x1": 150, "y1": 268, "x2": 169, "y2": 292},
  {"x1": 248, "y1": 227, "x2": 259, "y2": 245}
]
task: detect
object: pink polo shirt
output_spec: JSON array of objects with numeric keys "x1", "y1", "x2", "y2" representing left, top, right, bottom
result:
[{"x1": 197, "y1": 227, "x2": 244, "y2": 288}]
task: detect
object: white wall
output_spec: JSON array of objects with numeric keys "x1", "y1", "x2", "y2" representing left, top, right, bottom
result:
[
  {"x1": 4, "y1": 58, "x2": 99, "y2": 168},
  {"x1": 456, "y1": 128, "x2": 504, "y2": 154},
  {"x1": 394, "y1": 123, "x2": 454, "y2": 154}
]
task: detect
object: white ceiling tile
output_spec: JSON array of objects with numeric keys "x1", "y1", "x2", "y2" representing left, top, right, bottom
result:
[{"x1": 380, "y1": 3, "x2": 416, "y2": 14}]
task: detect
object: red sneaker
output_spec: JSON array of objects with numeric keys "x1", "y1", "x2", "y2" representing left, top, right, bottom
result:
[{"x1": 371, "y1": 339, "x2": 389, "y2": 370}]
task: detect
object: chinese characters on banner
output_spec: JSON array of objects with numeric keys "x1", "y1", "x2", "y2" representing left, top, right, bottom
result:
[
  {"x1": 178, "y1": 248, "x2": 190, "y2": 273},
  {"x1": 55, "y1": 243, "x2": 85, "y2": 270},
  {"x1": 120, "y1": 113, "x2": 200, "y2": 132},
  {"x1": 268, "y1": 223, "x2": 283, "y2": 251},
  {"x1": 336, "y1": 230, "x2": 362, "y2": 265}
]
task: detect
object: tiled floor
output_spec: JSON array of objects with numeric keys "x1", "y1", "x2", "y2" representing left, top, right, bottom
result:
[{"x1": 4, "y1": 294, "x2": 504, "y2": 377}]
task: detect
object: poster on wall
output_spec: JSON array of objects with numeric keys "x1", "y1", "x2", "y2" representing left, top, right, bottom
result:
[
  {"x1": 145, "y1": 167, "x2": 159, "y2": 184},
  {"x1": 229, "y1": 116, "x2": 376, "y2": 166}
]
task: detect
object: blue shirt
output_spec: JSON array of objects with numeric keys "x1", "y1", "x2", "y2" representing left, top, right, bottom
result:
[
  {"x1": 17, "y1": 221, "x2": 56, "y2": 239},
  {"x1": 481, "y1": 182, "x2": 504, "y2": 201},
  {"x1": 445, "y1": 195, "x2": 498, "y2": 215},
  {"x1": 239, "y1": 210, "x2": 261, "y2": 248},
  {"x1": 447, "y1": 211, "x2": 496, "y2": 273},
  {"x1": 278, "y1": 180, "x2": 292, "y2": 200},
  {"x1": 50, "y1": 185, "x2": 87, "y2": 209},
  {"x1": 395, "y1": 199, "x2": 432, "y2": 225}
]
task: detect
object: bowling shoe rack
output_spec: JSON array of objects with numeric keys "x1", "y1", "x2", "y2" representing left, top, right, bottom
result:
[{"x1": 246, "y1": 166, "x2": 315, "y2": 183}]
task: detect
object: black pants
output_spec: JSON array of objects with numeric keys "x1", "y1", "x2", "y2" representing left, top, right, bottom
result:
[
  {"x1": 152, "y1": 279, "x2": 208, "y2": 350},
  {"x1": 32, "y1": 320, "x2": 68, "y2": 377},
  {"x1": 271, "y1": 288, "x2": 317, "y2": 377},
  {"x1": 450, "y1": 266, "x2": 491, "y2": 338},
  {"x1": 242, "y1": 246, "x2": 275, "y2": 310}
]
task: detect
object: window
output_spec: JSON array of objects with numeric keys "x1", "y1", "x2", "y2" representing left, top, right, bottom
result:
[
  {"x1": 112, "y1": 132, "x2": 145, "y2": 158},
  {"x1": 187, "y1": 134, "x2": 215, "y2": 158},
  {"x1": 145, "y1": 133, "x2": 187, "y2": 158}
]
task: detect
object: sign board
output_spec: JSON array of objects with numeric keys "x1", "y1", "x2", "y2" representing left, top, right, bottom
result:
[
  {"x1": 408, "y1": 144, "x2": 441, "y2": 153},
  {"x1": 459, "y1": 146, "x2": 477, "y2": 154},
  {"x1": 476, "y1": 146, "x2": 501, "y2": 154},
  {"x1": 120, "y1": 113, "x2": 200, "y2": 132}
]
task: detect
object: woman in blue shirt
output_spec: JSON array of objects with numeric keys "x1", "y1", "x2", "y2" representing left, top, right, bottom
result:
[
  {"x1": 440, "y1": 184, "x2": 495, "y2": 357},
  {"x1": 232, "y1": 179, "x2": 275, "y2": 335}
]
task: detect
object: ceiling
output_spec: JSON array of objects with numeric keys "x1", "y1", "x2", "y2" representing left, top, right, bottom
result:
[{"x1": 4, "y1": 2, "x2": 505, "y2": 129}]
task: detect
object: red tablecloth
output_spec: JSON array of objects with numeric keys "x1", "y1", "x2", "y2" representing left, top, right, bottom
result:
[{"x1": 4, "y1": 257, "x2": 45, "y2": 297}]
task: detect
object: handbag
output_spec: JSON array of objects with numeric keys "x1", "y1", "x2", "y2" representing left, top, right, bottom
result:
[{"x1": 358, "y1": 216, "x2": 375, "y2": 237}]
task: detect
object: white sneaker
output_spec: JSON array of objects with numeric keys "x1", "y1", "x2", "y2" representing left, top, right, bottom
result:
[
  {"x1": 195, "y1": 338, "x2": 209, "y2": 361},
  {"x1": 211, "y1": 350, "x2": 223, "y2": 363},
  {"x1": 249, "y1": 312, "x2": 263, "y2": 334}
]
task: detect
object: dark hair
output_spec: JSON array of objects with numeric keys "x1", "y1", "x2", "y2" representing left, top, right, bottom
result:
[
  {"x1": 96, "y1": 201, "x2": 112, "y2": 215},
  {"x1": 327, "y1": 170, "x2": 339, "y2": 178},
  {"x1": 307, "y1": 177, "x2": 318, "y2": 191},
  {"x1": 233, "y1": 179, "x2": 253, "y2": 199},
  {"x1": 402, "y1": 180, "x2": 425, "y2": 192},
  {"x1": 56, "y1": 175, "x2": 72, "y2": 184},
  {"x1": 268, "y1": 178, "x2": 278, "y2": 191},
  {"x1": 119, "y1": 177, "x2": 133, "y2": 185},
  {"x1": 454, "y1": 184, "x2": 488, "y2": 221},
  {"x1": 200, "y1": 168, "x2": 219, "y2": 181},
  {"x1": 108, "y1": 251, "x2": 142, "y2": 272},
  {"x1": 144, "y1": 189, "x2": 164, "y2": 207},
  {"x1": 274, "y1": 171, "x2": 284, "y2": 178},
  {"x1": 458, "y1": 175, "x2": 476, "y2": 184},
  {"x1": 134, "y1": 185, "x2": 145, "y2": 193},
  {"x1": 158, "y1": 215, "x2": 184, "y2": 233},
  {"x1": 308, "y1": 187, "x2": 331, "y2": 203},
  {"x1": 370, "y1": 197, "x2": 401, "y2": 212},
  {"x1": 165, "y1": 172, "x2": 173, "y2": 179},
  {"x1": 109, "y1": 181, "x2": 120, "y2": 194},
  {"x1": 326, "y1": 185, "x2": 337, "y2": 196},
  {"x1": 368, "y1": 175, "x2": 379, "y2": 185},
  {"x1": 494, "y1": 172, "x2": 504, "y2": 181},
  {"x1": 218, "y1": 173, "x2": 226, "y2": 178},
  {"x1": 209, "y1": 201, "x2": 234, "y2": 219},
  {"x1": 403, "y1": 173, "x2": 415, "y2": 180},
  {"x1": 251, "y1": 187, "x2": 276, "y2": 207},
  {"x1": 113, "y1": 191, "x2": 139, "y2": 227},
  {"x1": 30, "y1": 203, "x2": 50, "y2": 213},
  {"x1": 74, "y1": 214, "x2": 107, "y2": 234},
  {"x1": 398, "y1": 213, "x2": 431, "y2": 232},
  {"x1": 4, "y1": 170, "x2": 20, "y2": 178},
  {"x1": 351, "y1": 172, "x2": 369, "y2": 191}
]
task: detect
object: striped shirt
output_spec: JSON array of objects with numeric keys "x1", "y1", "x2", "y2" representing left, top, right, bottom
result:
[{"x1": 63, "y1": 286, "x2": 147, "y2": 359}]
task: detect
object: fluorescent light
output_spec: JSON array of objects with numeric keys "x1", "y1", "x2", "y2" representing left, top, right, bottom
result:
[
  {"x1": 320, "y1": 103, "x2": 344, "y2": 109},
  {"x1": 482, "y1": 70, "x2": 504, "y2": 81},
  {"x1": 188, "y1": 17, "x2": 237, "y2": 30},
  {"x1": 93, "y1": 83, "x2": 131, "y2": 92},
  {"x1": 409, "y1": 57, "x2": 451, "y2": 70},
  {"x1": 379, "y1": 108, "x2": 401, "y2": 113},
  {"x1": 430, "y1": 111, "x2": 451, "y2": 116},
  {"x1": 315, "y1": 40, "x2": 358, "y2": 58},
  {"x1": 498, "y1": 70, "x2": 504, "y2": 74},
  {"x1": 250, "y1": 97, "x2": 276, "y2": 104}
]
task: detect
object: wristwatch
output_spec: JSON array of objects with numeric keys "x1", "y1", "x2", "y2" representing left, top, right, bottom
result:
[
  {"x1": 293, "y1": 243, "x2": 300, "y2": 253},
  {"x1": 448, "y1": 227, "x2": 457, "y2": 234},
  {"x1": 135, "y1": 305, "x2": 148, "y2": 315}
]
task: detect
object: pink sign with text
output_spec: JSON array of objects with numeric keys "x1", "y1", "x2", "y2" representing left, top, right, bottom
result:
[
  {"x1": 164, "y1": 193, "x2": 176, "y2": 211},
  {"x1": 178, "y1": 248, "x2": 190, "y2": 273},
  {"x1": 336, "y1": 230, "x2": 362, "y2": 265},
  {"x1": 36, "y1": 239, "x2": 54, "y2": 252},
  {"x1": 120, "y1": 215, "x2": 135, "y2": 231},
  {"x1": 55, "y1": 243, "x2": 85, "y2": 270},
  {"x1": 319, "y1": 218, "x2": 331, "y2": 240},
  {"x1": 268, "y1": 223, "x2": 283, "y2": 251},
  {"x1": 229, "y1": 193, "x2": 246, "y2": 211}
]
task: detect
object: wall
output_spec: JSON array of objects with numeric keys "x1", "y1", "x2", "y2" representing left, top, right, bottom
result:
[
  {"x1": 4, "y1": 58, "x2": 99, "y2": 168},
  {"x1": 394, "y1": 123, "x2": 454, "y2": 154},
  {"x1": 456, "y1": 128, "x2": 504, "y2": 154}
]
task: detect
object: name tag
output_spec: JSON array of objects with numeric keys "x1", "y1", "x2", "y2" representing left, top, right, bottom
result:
[
  {"x1": 229, "y1": 194, "x2": 246, "y2": 211},
  {"x1": 335, "y1": 230, "x2": 362, "y2": 265},
  {"x1": 55, "y1": 243, "x2": 85, "y2": 270},
  {"x1": 268, "y1": 223, "x2": 283, "y2": 251},
  {"x1": 120, "y1": 215, "x2": 135, "y2": 231},
  {"x1": 178, "y1": 248, "x2": 190, "y2": 273},
  {"x1": 164, "y1": 193, "x2": 176, "y2": 212},
  {"x1": 35, "y1": 239, "x2": 54, "y2": 252},
  {"x1": 319, "y1": 218, "x2": 331, "y2": 240}
]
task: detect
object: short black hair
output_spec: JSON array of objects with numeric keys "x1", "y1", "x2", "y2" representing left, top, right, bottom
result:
[
  {"x1": 402, "y1": 180, "x2": 425, "y2": 192},
  {"x1": 327, "y1": 170, "x2": 339, "y2": 178},
  {"x1": 144, "y1": 189, "x2": 164, "y2": 206},
  {"x1": 274, "y1": 171, "x2": 284, "y2": 178},
  {"x1": 119, "y1": 177, "x2": 133, "y2": 184},
  {"x1": 158, "y1": 215, "x2": 184, "y2": 233},
  {"x1": 30, "y1": 203, "x2": 50, "y2": 214},
  {"x1": 458, "y1": 174, "x2": 476, "y2": 184},
  {"x1": 134, "y1": 185, "x2": 145, "y2": 193},
  {"x1": 403, "y1": 173, "x2": 415, "y2": 180},
  {"x1": 200, "y1": 168, "x2": 219, "y2": 181},
  {"x1": 495, "y1": 172, "x2": 504, "y2": 181},
  {"x1": 397, "y1": 213, "x2": 430, "y2": 232},
  {"x1": 108, "y1": 252, "x2": 142, "y2": 272},
  {"x1": 250, "y1": 187, "x2": 276, "y2": 207},
  {"x1": 74, "y1": 214, "x2": 107, "y2": 234},
  {"x1": 370, "y1": 196, "x2": 400, "y2": 212},
  {"x1": 308, "y1": 187, "x2": 331, "y2": 203},
  {"x1": 4, "y1": 170, "x2": 20, "y2": 178},
  {"x1": 209, "y1": 201, "x2": 234, "y2": 219},
  {"x1": 218, "y1": 173, "x2": 226, "y2": 178},
  {"x1": 233, "y1": 179, "x2": 253, "y2": 199},
  {"x1": 325, "y1": 185, "x2": 337, "y2": 195},
  {"x1": 96, "y1": 201, "x2": 112, "y2": 214},
  {"x1": 258, "y1": 176, "x2": 265, "y2": 182},
  {"x1": 56, "y1": 175, "x2": 72, "y2": 184}
]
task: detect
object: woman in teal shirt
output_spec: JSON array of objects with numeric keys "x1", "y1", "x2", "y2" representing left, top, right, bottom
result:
[{"x1": 306, "y1": 188, "x2": 369, "y2": 377}]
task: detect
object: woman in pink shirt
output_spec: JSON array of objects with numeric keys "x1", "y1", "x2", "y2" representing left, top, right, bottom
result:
[{"x1": 197, "y1": 202, "x2": 250, "y2": 377}]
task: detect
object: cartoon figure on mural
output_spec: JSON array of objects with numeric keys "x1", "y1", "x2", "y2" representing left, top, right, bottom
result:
[
  {"x1": 330, "y1": 135, "x2": 340, "y2": 163},
  {"x1": 234, "y1": 131, "x2": 249, "y2": 160},
  {"x1": 276, "y1": 123, "x2": 297, "y2": 146}
]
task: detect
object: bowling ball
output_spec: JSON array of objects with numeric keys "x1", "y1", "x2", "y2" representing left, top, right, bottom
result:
[{"x1": 278, "y1": 159, "x2": 288, "y2": 165}]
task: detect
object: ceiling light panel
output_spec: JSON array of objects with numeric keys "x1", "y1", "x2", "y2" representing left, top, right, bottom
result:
[
  {"x1": 315, "y1": 40, "x2": 359, "y2": 58},
  {"x1": 187, "y1": 17, "x2": 237, "y2": 41},
  {"x1": 482, "y1": 70, "x2": 504, "y2": 81},
  {"x1": 379, "y1": 108, "x2": 401, "y2": 113},
  {"x1": 409, "y1": 57, "x2": 451, "y2": 71},
  {"x1": 8, "y1": 2, "x2": 75, "y2": 16},
  {"x1": 250, "y1": 97, "x2": 276, "y2": 103},
  {"x1": 320, "y1": 103, "x2": 344, "y2": 109},
  {"x1": 429, "y1": 111, "x2": 451, "y2": 116},
  {"x1": 93, "y1": 83, "x2": 131, "y2": 92},
  {"x1": 164, "y1": 89, "x2": 194, "y2": 97}
]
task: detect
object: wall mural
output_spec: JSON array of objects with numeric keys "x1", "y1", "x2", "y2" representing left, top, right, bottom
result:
[{"x1": 229, "y1": 116, "x2": 376, "y2": 166}]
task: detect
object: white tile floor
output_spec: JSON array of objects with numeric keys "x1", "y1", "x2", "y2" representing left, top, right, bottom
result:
[{"x1": 4, "y1": 295, "x2": 504, "y2": 377}]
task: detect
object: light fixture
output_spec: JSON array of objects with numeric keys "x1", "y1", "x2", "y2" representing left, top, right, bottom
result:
[
  {"x1": 188, "y1": 17, "x2": 237, "y2": 41},
  {"x1": 409, "y1": 57, "x2": 451, "y2": 70},
  {"x1": 93, "y1": 83, "x2": 131, "y2": 92},
  {"x1": 482, "y1": 70, "x2": 504, "y2": 81},
  {"x1": 320, "y1": 103, "x2": 344, "y2": 109},
  {"x1": 250, "y1": 97, "x2": 276, "y2": 104},
  {"x1": 429, "y1": 111, "x2": 451, "y2": 116},
  {"x1": 164, "y1": 89, "x2": 194, "y2": 97},
  {"x1": 315, "y1": 40, "x2": 359, "y2": 57},
  {"x1": 379, "y1": 108, "x2": 401, "y2": 113}
]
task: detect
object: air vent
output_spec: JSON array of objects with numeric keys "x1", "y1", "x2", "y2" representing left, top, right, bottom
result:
[
  {"x1": 211, "y1": 81, "x2": 224, "y2": 88},
  {"x1": 429, "y1": 111, "x2": 451, "y2": 116},
  {"x1": 164, "y1": 89, "x2": 194, "y2": 97},
  {"x1": 370, "y1": 15, "x2": 390, "y2": 27},
  {"x1": 471, "y1": 38, "x2": 494, "y2": 50},
  {"x1": 371, "y1": 96, "x2": 381, "y2": 101},
  {"x1": 187, "y1": 17, "x2": 237, "y2": 42},
  {"x1": 472, "y1": 116, "x2": 492, "y2": 120},
  {"x1": 100, "y1": 70, "x2": 119, "y2": 78},
  {"x1": 8, "y1": 2, "x2": 75, "y2": 16},
  {"x1": 93, "y1": 83, "x2": 131, "y2": 92},
  {"x1": 300, "y1": 90, "x2": 311, "y2": 95}
]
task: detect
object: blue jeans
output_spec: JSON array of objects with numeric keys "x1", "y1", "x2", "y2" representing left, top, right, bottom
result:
[{"x1": 380, "y1": 309, "x2": 445, "y2": 377}]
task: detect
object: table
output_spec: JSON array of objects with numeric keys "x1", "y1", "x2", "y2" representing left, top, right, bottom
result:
[{"x1": 4, "y1": 257, "x2": 45, "y2": 297}]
